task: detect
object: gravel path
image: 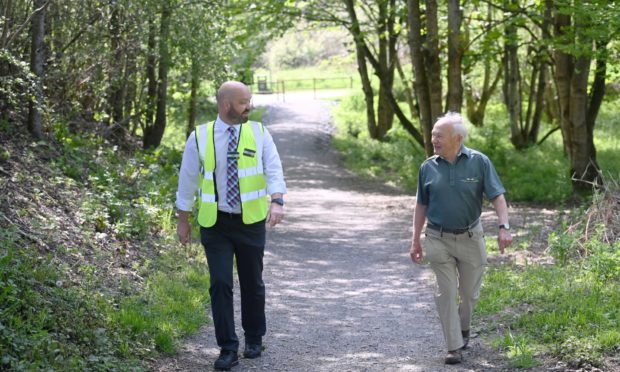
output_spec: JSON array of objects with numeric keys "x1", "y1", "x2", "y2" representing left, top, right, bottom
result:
[{"x1": 155, "y1": 95, "x2": 518, "y2": 371}]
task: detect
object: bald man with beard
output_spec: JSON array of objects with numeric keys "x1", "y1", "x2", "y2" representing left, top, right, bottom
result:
[{"x1": 176, "y1": 81, "x2": 286, "y2": 370}]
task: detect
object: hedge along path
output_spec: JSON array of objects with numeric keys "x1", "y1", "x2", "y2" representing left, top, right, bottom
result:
[{"x1": 155, "y1": 94, "x2": 515, "y2": 371}]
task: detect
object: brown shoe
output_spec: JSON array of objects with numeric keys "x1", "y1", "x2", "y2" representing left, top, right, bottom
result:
[
  {"x1": 461, "y1": 330, "x2": 470, "y2": 349},
  {"x1": 445, "y1": 349, "x2": 462, "y2": 364}
]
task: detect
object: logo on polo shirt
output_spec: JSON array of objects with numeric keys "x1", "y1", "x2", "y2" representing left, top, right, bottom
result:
[{"x1": 462, "y1": 177, "x2": 480, "y2": 183}]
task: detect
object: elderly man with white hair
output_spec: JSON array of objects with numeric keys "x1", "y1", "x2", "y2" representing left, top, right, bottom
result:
[{"x1": 409, "y1": 112, "x2": 512, "y2": 364}]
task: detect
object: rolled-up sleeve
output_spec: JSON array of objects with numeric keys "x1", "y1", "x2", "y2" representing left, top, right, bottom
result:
[
  {"x1": 262, "y1": 128, "x2": 287, "y2": 195},
  {"x1": 175, "y1": 132, "x2": 200, "y2": 211}
]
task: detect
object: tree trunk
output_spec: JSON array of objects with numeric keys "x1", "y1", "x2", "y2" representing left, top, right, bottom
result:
[
  {"x1": 107, "y1": 4, "x2": 125, "y2": 125},
  {"x1": 344, "y1": 0, "x2": 377, "y2": 139},
  {"x1": 124, "y1": 43, "x2": 138, "y2": 133},
  {"x1": 425, "y1": 0, "x2": 443, "y2": 125},
  {"x1": 528, "y1": 3, "x2": 552, "y2": 144},
  {"x1": 144, "y1": 1, "x2": 171, "y2": 150},
  {"x1": 569, "y1": 55, "x2": 598, "y2": 190},
  {"x1": 552, "y1": 3, "x2": 602, "y2": 194},
  {"x1": 375, "y1": 0, "x2": 396, "y2": 139},
  {"x1": 503, "y1": 0, "x2": 524, "y2": 149},
  {"x1": 553, "y1": 5, "x2": 572, "y2": 156},
  {"x1": 408, "y1": 0, "x2": 434, "y2": 156},
  {"x1": 187, "y1": 56, "x2": 199, "y2": 139},
  {"x1": 144, "y1": 16, "x2": 157, "y2": 133},
  {"x1": 446, "y1": 0, "x2": 463, "y2": 112},
  {"x1": 528, "y1": 60, "x2": 546, "y2": 144},
  {"x1": 106, "y1": 3, "x2": 126, "y2": 140},
  {"x1": 27, "y1": 0, "x2": 46, "y2": 140}
]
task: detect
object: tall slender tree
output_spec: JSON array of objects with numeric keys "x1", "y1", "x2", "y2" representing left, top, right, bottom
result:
[{"x1": 27, "y1": 0, "x2": 47, "y2": 140}]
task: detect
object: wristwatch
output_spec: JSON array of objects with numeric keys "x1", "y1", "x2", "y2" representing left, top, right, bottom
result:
[
  {"x1": 271, "y1": 197, "x2": 284, "y2": 206},
  {"x1": 499, "y1": 223, "x2": 510, "y2": 230}
]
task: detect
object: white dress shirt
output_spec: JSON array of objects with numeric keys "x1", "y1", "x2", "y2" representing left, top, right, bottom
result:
[{"x1": 176, "y1": 116, "x2": 287, "y2": 214}]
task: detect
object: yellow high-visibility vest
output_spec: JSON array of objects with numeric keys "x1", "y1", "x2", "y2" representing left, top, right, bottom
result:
[{"x1": 195, "y1": 121, "x2": 268, "y2": 226}]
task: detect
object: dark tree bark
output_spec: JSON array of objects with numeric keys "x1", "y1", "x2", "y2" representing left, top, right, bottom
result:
[
  {"x1": 425, "y1": 0, "x2": 442, "y2": 123},
  {"x1": 144, "y1": 16, "x2": 158, "y2": 133},
  {"x1": 344, "y1": 0, "x2": 399, "y2": 140},
  {"x1": 27, "y1": 0, "x2": 47, "y2": 140},
  {"x1": 123, "y1": 42, "x2": 138, "y2": 133},
  {"x1": 375, "y1": 0, "x2": 396, "y2": 139},
  {"x1": 143, "y1": 1, "x2": 172, "y2": 149},
  {"x1": 107, "y1": 3, "x2": 125, "y2": 126},
  {"x1": 502, "y1": 0, "x2": 550, "y2": 149},
  {"x1": 408, "y1": 0, "x2": 439, "y2": 156},
  {"x1": 446, "y1": 0, "x2": 463, "y2": 112},
  {"x1": 344, "y1": 0, "x2": 377, "y2": 138},
  {"x1": 502, "y1": 0, "x2": 523, "y2": 148},
  {"x1": 552, "y1": 2, "x2": 603, "y2": 193},
  {"x1": 187, "y1": 56, "x2": 199, "y2": 139}
]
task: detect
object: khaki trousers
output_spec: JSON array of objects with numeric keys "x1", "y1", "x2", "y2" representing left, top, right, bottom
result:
[{"x1": 423, "y1": 222, "x2": 487, "y2": 351}]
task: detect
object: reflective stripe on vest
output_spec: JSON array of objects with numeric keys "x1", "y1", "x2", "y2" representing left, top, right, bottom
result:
[{"x1": 195, "y1": 121, "x2": 268, "y2": 227}]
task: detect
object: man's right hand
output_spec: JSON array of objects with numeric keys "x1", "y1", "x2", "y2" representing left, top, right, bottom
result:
[
  {"x1": 410, "y1": 240, "x2": 423, "y2": 264},
  {"x1": 176, "y1": 211, "x2": 191, "y2": 245}
]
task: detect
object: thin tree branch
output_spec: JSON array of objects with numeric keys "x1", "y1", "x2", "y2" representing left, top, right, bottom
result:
[{"x1": 3, "y1": 0, "x2": 50, "y2": 50}]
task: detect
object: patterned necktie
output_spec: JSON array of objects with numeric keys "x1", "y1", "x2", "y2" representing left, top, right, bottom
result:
[{"x1": 226, "y1": 126, "x2": 241, "y2": 207}]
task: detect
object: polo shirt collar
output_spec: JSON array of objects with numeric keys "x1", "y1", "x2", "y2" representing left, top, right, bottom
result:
[
  {"x1": 458, "y1": 145, "x2": 472, "y2": 158},
  {"x1": 433, "y1": 145, "x2": 471, "y2": 164}
]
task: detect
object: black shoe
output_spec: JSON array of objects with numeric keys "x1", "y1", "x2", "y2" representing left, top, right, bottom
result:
[
  {"x1": 214, "y1": 350, "x2": 238, "y2": 371},
  {"x1": 461, "y1": 330, "x2": 470, "y2": 349},
  {"x1": 243, "y1": 343, "x2": 262, "y2": 359}
]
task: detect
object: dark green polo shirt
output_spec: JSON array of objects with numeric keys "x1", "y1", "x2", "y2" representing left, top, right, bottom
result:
[{"x1": 416, "y1": 145, "x2": 505, "y2": 230}]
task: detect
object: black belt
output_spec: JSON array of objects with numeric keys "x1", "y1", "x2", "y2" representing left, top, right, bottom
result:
[
  {"x1": 426, "y1": 220, "x2": 479, "y2": 235},
  {"x1": 218, "y1": 210, "x2": 242, "y2": 219}
]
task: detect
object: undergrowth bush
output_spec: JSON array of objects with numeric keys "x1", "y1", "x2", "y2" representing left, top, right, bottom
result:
[
  {"x1": 0, "y1": 228, "x2": 142, "y2": 370},
  {"x1": 1, "y1": 124, "x2": 213, "y2": 369},
  {"x1": 478, "y1": 179, "x2": 620, "y2": 369}
]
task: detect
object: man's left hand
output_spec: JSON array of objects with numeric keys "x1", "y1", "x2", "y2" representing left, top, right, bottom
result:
[
  {"x1": 267, "y1": 203, "x2": 284, "y2": 227},
  {"x1": 498, "y1": 229, "x2": 513, "y2": 254}
]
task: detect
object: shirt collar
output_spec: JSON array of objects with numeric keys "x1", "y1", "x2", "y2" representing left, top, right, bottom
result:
[
  {"x1": 432, "y1": 145, "x2": 471, "y2": 164},
  {"x1": 215, "y1": 116, "x2": 240, "y2": 133},
  {"x1": 458, "y1": 145, "x2": 472, "y2": 158}
]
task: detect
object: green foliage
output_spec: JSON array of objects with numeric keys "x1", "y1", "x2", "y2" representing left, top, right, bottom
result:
[
  {"x1": 332, "y1": 96, "x2": 426, "y2": 191},
  {"x1": 0, "y1": 124, "x2": 216, "y2": 369},
  {"x1": 331, "y1": 92, "x2": 620, "y2": 203},
  {"x1": 260, "y1": 26, "x2": 351, "y2": 70},
  {"x1": 478, "y1": 237, "x2": 620, "y2": 368},
  {"x1": 492, "y1": 331, "x2": 540, "y2": 369},
  {"x1": 0, "y1": 50, "x2": 39, "y2": 120},
  {"x1": 113, "y1": 245, "x2": 210, "y2": 356},
  {"x1": 0, "y1": 229, "x2": 142, "y2": 370}
]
